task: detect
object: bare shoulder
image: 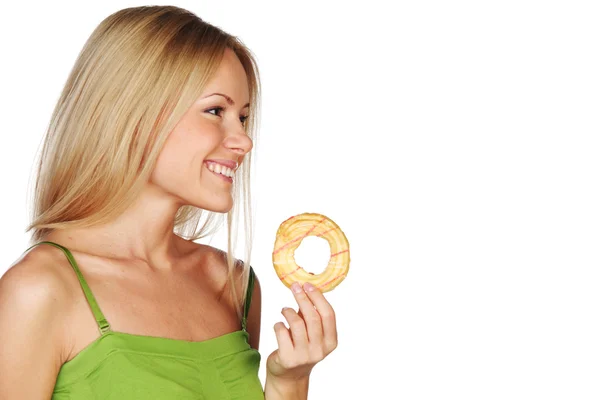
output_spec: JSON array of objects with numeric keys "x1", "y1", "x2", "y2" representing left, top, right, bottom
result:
[
  {"x1": 194, "y1": 244, "x2": 262, "y2": 345},
  {"x1": 0, "y1": 245, "x2": 75, "y2": 343},
  {"x1": 196, "y1": 243, "x2": 245, "y2": 285},
  {"x1": 0, "y1": 245, "x2": 74, "y2": 397},
  {"x1": 1, "y1": 245, "x2": 74, "y2": 310},
  {"x1": 194, "y1": 244, "x2": 260, "y2": 298}
]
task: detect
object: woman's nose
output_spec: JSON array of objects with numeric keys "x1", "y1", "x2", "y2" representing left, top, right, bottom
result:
[{"x1": 224, "y1": 127, "x2": 253, "y2": 155}]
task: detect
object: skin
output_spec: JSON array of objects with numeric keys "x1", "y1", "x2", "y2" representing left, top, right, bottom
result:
[{"x1": 0, "y1": 48, "x2": 337, "y2": 399}]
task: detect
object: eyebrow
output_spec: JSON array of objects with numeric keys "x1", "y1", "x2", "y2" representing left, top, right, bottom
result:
[{"x1": 204, "y1": 93, "x2": 250, "y2": 109}]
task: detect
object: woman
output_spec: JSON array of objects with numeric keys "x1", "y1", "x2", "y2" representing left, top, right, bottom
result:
[{"x1": 0, "y1": 5, "x2": 337, "y2": 399}]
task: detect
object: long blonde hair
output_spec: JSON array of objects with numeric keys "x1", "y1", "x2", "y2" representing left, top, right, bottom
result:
[{"x1": 26, "y1": 5, "x2": 261, "y2": 317}]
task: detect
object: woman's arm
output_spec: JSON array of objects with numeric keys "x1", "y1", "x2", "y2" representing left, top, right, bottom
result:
[
  {"x1": 264, "y1": 281, "x2": 338, "y2": 400},
  {"x1": 246, "y1": 271, "x2": 262, "y2": 351},
  {"x1": 0, "y1": 259, "x2": 69, "y2": 399}
]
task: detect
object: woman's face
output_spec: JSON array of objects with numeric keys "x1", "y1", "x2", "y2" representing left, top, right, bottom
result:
[{"x1": 151, "y1": 48, "x2": 253, "y2": 213}]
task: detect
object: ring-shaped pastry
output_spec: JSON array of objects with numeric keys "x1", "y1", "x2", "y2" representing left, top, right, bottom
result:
[{"x1": 272, "y1": 212, "x2": 350, "y2": 293}]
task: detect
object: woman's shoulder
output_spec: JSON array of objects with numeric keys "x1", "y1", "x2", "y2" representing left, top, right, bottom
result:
[
  {"x1": 189, "y1": 242, "x2": 259, "y2": 301},
  {"x1": 192, "y1": 242, "x2": 246, "y2": 278},
  {"x1": 0, "y1": 245, "x2": 81, "y2": 321},
  {"x1": 0, "y1": 245, "x2": 74, "y2": 364},
  {"x1": 1, "y1": 244, "x2": 78, "y2": 302}
]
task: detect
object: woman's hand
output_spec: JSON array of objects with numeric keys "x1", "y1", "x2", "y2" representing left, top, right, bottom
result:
[{"x1": 266, "y1": 281, "x2": 338, "y2": 381}]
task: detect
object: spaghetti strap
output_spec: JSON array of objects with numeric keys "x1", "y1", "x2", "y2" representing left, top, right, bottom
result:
[
  {"x1": 241, "y1": 266, "x2": 255, "y2": 332},
  {"x1": 23, "y1": 241, "x2": 111, "y2": 335}
]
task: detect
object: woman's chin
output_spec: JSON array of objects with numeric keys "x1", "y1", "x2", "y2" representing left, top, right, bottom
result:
[
  {"x1": 182, "y1": 192, "x2": 233, "y2": 213},
  {"x1": 203, "y1": 200, "x2": 233, "y2": 214}
]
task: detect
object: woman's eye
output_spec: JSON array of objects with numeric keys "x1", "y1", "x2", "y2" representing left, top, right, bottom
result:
[
  {"x1": 207, "y1": 107, "x2": 248, "y2": 126},
  {"x1": 206, "y1": 107, "x2": 224, "y2": 117}
]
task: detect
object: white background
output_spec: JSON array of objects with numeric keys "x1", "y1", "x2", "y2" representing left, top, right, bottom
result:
[{"x1": 1, "y1": 1, "x2": 599, "y2": 399}]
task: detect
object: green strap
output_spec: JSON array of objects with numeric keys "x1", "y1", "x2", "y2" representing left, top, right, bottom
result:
[
  {"x1": 23, "y1": 241, "x2": 111, "y2": 335},
  {"x1": 241, "y1": 266, "x2": 255, "y2": 332}
]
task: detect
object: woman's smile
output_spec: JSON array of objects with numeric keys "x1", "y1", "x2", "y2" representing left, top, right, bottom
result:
[{"x1": 204, "y1": 160, "x2": 236, "y2": 183}]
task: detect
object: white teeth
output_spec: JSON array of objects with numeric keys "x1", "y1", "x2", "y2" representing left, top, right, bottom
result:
[{"x1": 206, "y1": 163, "x2": 235, "y2": 178}]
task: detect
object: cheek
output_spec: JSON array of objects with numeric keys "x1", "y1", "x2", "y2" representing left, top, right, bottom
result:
[
  {"x1": 151, "y1": 134, "x2": 196, "y2": 185},
  {"x1": 174, "y1": 120, "x2": 222, "y2": 152},
  {"x1": 150, "y1": 120, "x2": 222, "y2": 183}
]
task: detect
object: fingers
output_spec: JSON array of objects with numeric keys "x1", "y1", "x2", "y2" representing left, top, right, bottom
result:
[
  {"x1": 273, "y1": 321, "x2": 293, "y2": 357},
  {"x1": 301, "y1": 282, "x2": 338, "y2": 354},
  {"x1": 273, "y1": 281, "x2": 339, "y2": 374},
  {"x1": 281, "y1": 307, "x2": 308, "y2": 353},
  {"x1": 290, "y1": 282, "x2": 324, "y2": 345}
]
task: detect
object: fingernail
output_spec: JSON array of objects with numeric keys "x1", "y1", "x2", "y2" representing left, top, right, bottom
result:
[
  {"x1": 291, "y1": 282, "x2": 302, "y2": 293},
  {"x1": 281, "y1": 307, "x2": 291, "y2": 313},
  {"x1": 303, "y1": 282, "x2": 315, "y2": 292}
]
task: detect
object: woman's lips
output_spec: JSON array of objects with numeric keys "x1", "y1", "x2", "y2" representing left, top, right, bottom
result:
[
  {"x1": 204, "y1": 159, "x2": 238, "y2": 170},
  {"x1": 204, "y1": 162, "x2": 233, "y2": 183}
]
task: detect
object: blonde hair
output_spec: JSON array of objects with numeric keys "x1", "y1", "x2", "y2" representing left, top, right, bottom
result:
[{"x1": 25, "y1": 5, "x2": 261, "y2": 318}]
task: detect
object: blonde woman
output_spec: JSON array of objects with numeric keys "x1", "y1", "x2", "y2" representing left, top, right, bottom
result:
[{"x1": 0, "y1": 6, "x2": 337, "y2": 399}]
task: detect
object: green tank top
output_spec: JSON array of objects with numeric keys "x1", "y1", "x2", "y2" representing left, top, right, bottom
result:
[{"x1": 24, "y1": 241, "x2": 264, "y2": 399}]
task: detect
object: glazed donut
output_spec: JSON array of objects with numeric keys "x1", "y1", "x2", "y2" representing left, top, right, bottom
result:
[{"x1": 272, "y1": 212, "x2": 350, "y2": 293}]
